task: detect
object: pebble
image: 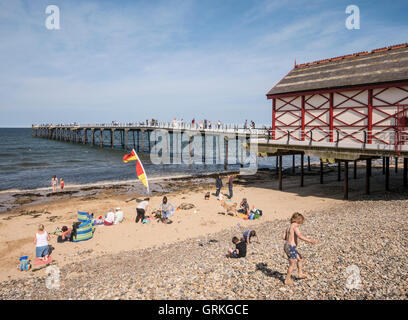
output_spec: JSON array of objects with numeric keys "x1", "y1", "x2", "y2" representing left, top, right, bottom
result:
[{"x1": 1, "y1": 194, "x2": 407, "y2": 300}]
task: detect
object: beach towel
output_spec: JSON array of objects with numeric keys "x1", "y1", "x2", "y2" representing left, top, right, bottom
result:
[{"x1": 34, "y1": 256, "x2": 53, "y2": 265}]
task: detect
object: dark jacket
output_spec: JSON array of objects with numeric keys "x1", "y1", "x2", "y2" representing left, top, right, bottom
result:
[{"x1": 215, "y1": 177, "x2": 223, "y2": 189}]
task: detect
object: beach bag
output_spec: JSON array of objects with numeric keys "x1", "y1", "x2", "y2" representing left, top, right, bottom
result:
[
  {"x1": 72, "y1": 221, "x2": 93, "y2": 242},
  {"x1": 249, "y1": 213, "x2": 255, "y2": 220},
  {"x1": 17, "y1": 256, "x2": 31, "y2": 271}
]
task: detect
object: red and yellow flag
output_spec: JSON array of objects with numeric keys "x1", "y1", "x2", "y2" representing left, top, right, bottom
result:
[{"x1": 123, "y1": 149, "x2": 149, "y2": 192}]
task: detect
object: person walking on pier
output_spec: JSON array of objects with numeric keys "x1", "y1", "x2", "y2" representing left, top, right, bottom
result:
[{"x1": 227, "y1": 175, "x2": 233, "y2": 199}]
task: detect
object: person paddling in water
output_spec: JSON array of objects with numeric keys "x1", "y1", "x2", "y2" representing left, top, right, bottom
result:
[{"x1": 282, "y1": 212, "x2": 317, "y2": 286}]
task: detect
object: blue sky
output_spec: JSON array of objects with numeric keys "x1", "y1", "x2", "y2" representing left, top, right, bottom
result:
[{"x1": 1, "y1": 0, "x2": 407, "y2": 127}]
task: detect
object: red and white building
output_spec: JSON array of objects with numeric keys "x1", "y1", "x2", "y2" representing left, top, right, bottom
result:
[{"x1": 265, "y1": 43, "x2": 408, "y2": 155}]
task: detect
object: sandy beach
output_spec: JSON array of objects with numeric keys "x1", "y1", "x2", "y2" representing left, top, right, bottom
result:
[{"x1": 0, "y1": 163, "x2": 407, "y2": 299}]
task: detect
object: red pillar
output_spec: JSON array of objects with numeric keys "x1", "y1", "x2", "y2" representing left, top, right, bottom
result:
[
  {"x1": 272, "y1": 98, "x2": 276, "y2": 140},
  {"x1": 368, "y1": 89, "x2": 373, "y2": 144},
  {"x1": 301, "y1": 95, "x2": 305, "y2": 141},
  {"x1": 329, "y1": 92, "x2": 334, "y2": 142}
]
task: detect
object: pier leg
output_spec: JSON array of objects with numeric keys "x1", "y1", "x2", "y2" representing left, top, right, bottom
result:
[
  {"x1": 344, "y1": 161, "x2": 349, "y2": 200},
  {"x1": 100, "y1": 130, "x2": 104, "y2": 148},
  {"x1": 292, "y1": 155, "x2": 295, "y2": 174},
  {"x1": 337, "y1": 161, "x2": 341, "y2": 181},
  {"x1": 308, "y1": 156, "x2": 311, "y2": 171},
  {"x1": 141, "y1": 130, "x2": 144, "y2": 152},
  {"x1": 276, "y1": 156, "x2": 279, "y2": 174},
  {"x1": 300, "y1": 153, "x2": 304, "y2": 187},
  {"x1": 385, "y1": 157, "x2": 390, "y2": 191},
  {"x1": 125, "y1": 129, "x2": 128, "y2": 150},
  {"x1": 395, "y1": 157, "x2": 398, "y2": 173},
  {"x1": 147, "y1": 131, "x2": 151, "y2": 152},
  {"x1": 320, "y1": 160, "x2": 324, "y2": 184},
  {"x1": 111, "y1": 130, "x2": 114, "y2": 149},
  {"x1": 382, "y1": 157, "x2": 385, "y2": 175},
  {"x1": 83, "y1": 129, "x2": 87, "y2": 145},
  {"x1": 404, "y1": 158, "x2": 408, "y2": 187},
  {"x1": 353, "y1": 160, "x2": 357, "y2": 179},
  {"x1": 92, "y1": 129, "x2": 95, "y2": 146},
  {"x1": 365, "y1": 159, "x2": 370, "y2": 195},
  {"x1": 278, "y1": 155, "x2": 283, "y2": 190}
]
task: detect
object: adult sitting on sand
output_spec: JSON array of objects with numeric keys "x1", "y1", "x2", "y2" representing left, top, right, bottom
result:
[
  {"x1": 136, "y1": 198, "x2": 150, "y2": 223},
  {"x1": 114, "y1": 207, "x2": 124, "y2": 224},
  {"x1": 104, "y1": 208, "x2": 115, "y2": 226},
  {"x1": 159, "y1": 196, "x2": 175, "y2": 224},
  {"x1": 34, "y1": 224, "x2": 51, "y2": 262},
  {"x1": 239, "y1": 198, "x2": 250, "y2": 215}
]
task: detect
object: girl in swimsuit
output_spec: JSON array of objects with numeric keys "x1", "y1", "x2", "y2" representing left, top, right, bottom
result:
[
  {"x1": 282, "y1": 212, "x2": 318, "y2": 286},
  {"x1": 51, "y1": 175, "x2": 57, "y2": 193},
  {"x1": 60, "y1": 178, "x2": 64, "y2": 191}
]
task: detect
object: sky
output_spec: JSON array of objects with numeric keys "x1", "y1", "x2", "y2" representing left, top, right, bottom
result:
[{"x1": 0, "y1": 0, "x2": 407, "y2": 127}]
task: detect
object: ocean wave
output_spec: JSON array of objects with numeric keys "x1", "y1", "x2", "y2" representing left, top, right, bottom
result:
[{"x1": 17, "y1": 162, "x2": 50, "y2": 167}]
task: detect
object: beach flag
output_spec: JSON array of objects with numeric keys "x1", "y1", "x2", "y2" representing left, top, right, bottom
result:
[{"x1": 123, "y1": 149, "x2": 149, "y2": 193}]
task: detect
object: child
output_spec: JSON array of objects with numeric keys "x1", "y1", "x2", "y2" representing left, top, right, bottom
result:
[
  {"x1": 60, "y1": 178, "x2": 64, "y2": 191},
  {"x1": 34, "y1": 224, "x2": 51, "y2": 261},
  {"x1": 282, "y1": 212, "x2": 317, "y2": 286},
  {"x1": 239, "y1": 198, "x2": 249, "y2": 215},
  {"x1": 136, "y1": 198, "x2": 150, "y2": 223},
  {"x1": 227, "y1": 236, "x2": 247, "y2": 258},
  {"x1": 242, "y1": 230, "x2": 260, "y2": 244}
]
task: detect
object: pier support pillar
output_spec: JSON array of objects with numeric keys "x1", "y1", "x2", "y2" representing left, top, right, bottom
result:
[
  {"x1": 320, "y1": 160, "x2": 324, "y2": 184},
  {"x1": 278, "y1": 155, "x2": 283, "y2": 190},
  {"x1": 100, "y1": 129, "x2": 104, "y2": 148},
  {"x1": 337, "y1": 161, "x2": 341, "y2": 181},
  {"x1": 141, "y1": 130, "x2": 144, "y2": 152},
  {"x1": 91, "y1": 129, "x2": 95, "y2": 146},
  {"x1": 125, "y1": 129, "x2": 129, "y2": 150},
  {"x1": 344, "y1": 161, "x2": 349, "y2": 200},
  {"x1": 353, "y1": 160, "x2": 357, "y2": 179},
  {"x1": 395, "y1": 157, "x2": 398, "y2": 173},
  {"x1": 382, "y1": 157, "x2": 385, "y2": 175},
  {"x1": 307, "y1": 156, "x2": 311, "y2": 171},
  {"x1": 300, "y1": 153, "x2": 304, "y2": 187},
  {"x1": 83, "y1": 129, "x2": 87, "y2": 144},
  {"x1": 292, "y1": 155, "x2": 295, "y2": 174},
  {"x1": 365, "y1": 159, "x2": 371, "y2": 195},
  {"x1": 385, "y1": 157, "x2": 390, "y2": 191},
  {"x1": 404, "y1": 158, "x2": 408, "y2": 187},
  {"x1": 111, "y1": 129, "x2": 114, "y2": 149}
]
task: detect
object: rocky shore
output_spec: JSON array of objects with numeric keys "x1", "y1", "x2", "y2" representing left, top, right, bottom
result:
[{"x1": 1, "y1": 192, "x2": 407, "y2": 300}]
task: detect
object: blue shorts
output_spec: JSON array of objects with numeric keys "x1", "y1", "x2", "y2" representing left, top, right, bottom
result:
[
  {"x1": 36, "y1": 245, "x2": 49, "y2": 258},
  {"x1": 284, "y1": 243, "x2": 301, "y2": 260}
]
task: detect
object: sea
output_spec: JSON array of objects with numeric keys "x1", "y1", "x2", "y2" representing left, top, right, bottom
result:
[{"x1": 0, "y1": 128, "x2": 314, "y2": 192}]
